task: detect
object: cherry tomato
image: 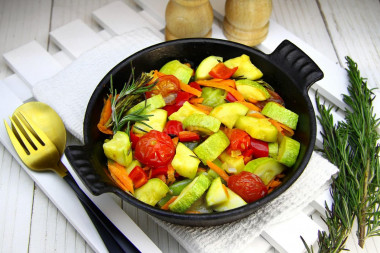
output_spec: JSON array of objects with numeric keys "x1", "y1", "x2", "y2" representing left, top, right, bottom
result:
[
  {"x1": 129, "y1": 130, "x2": 140, "y2": 149},
  {"x1": 146, "y1": 75, "x2": 180, "y2": 105},
  {"x1": 228, "y1": 171, "x2": 268, "y2": 203},
  {"x1": 163, "y1": 120, "x2": 183, "y2": 137},
  {"x1": 226, "y1": 129, "x2": 251, "y2": 152},
  {"x1": 134, "y1": 130, "x2": 175, "y2": 168}
]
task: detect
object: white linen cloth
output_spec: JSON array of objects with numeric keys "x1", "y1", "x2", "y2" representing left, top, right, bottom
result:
[{"x1": 33, "y1": 27, "x2": 338, "y2": 253}]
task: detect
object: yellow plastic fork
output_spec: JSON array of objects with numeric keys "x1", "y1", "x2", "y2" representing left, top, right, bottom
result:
[{"x1": 4, "y1": 111, "x2": 139, "y2": 253}]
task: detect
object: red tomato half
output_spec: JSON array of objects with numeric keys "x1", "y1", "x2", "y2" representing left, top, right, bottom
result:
[
  {"x1": 228, "y1": 171, "x2": 268, "y2": 203},
  {"x1": 146, "y1": 75, "x2": 180, "y2": 105},
  {"x1": 226, "y1": 129, "x2": 251, "y2": 152},
  {"x1": 134, "y1": 130, "x2": 175, "y2": 168}
]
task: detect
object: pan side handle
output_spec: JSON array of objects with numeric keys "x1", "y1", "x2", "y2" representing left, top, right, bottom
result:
[{"x1": 269, "y1": 40, "x2": 324, "y2": 92}]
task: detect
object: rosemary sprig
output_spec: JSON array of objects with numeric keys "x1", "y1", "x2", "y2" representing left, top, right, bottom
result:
[
  {"x1": 304, "y1": 57, "x2": 380, "y2": 252},
  {"x1": 105, "y1": 69, "x2": 155, "y2": 134}
]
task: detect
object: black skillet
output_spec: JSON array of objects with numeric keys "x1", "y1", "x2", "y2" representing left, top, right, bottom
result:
[{"x1": 65, "y1": 38, "x2": 323, "y2": 226}]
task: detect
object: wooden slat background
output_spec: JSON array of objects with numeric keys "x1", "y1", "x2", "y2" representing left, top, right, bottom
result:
[{"x1": 0, "y1": 0, "x2": 379, "y2": 252}]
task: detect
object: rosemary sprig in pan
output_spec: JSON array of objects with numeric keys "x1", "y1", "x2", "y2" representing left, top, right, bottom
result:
[
  {"x1": 105, "y1": 68, "x2": 155, "y2": 134},
  {"x1": 303, "y1": 57, "x2": 380, "y2": 252}
]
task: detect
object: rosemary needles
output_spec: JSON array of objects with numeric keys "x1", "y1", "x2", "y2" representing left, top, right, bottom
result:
[
  {"x1": 305, "y1": 57, "x2": 380, "y2": 252},
  {"x1": 105, "y1": 69, "x2": 155, "y2": 134}
]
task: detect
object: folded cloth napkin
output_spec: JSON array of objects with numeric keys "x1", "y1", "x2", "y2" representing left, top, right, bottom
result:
[{"x1": 33, "y1": 27, "x2": 339, "y2": 253}]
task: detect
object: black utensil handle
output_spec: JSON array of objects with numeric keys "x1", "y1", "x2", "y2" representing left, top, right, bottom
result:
[
  {"x1": 62, "y1": 170, "x2": 140, "y2": 253},
  {"x1": 269, "y1": 40, "x2": 324, "y2": 92}
]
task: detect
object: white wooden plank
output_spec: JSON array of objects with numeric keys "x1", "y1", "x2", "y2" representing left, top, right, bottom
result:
[
  {"x1": 242, "y1": 236, "x2": 273, "y2": 253},
  {"x1": 134, "y1": 0, "x2": 166, "y2": 27},
  {"x1": 3, "y1": 41, "x2": 63, "y2": 87},
  {"x1": 0, "y1": 0, "x2": 51, "y2": 80},
  {"x1": 262, "y1": 213, "x2": 322, "y2": 253},
  {"x1": 2, "y1": 76, "x2": 33, "y2": 102},
  {"x1": 50, "y1": 19, "x2": 104, "y2": 59},
  {"x1": 92, "y1": 1, "x2": 154, "y2": 36},
  {"x1": 311, "y1": 189, "x2": 334, "y2": 218},
  {"x1": 52, "y1": 51, "x2": 73, "y2": 68}
]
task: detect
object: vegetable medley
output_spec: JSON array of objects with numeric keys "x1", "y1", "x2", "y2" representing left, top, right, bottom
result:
[{"x1": 98, "y1": 54, "x2": 301, "y2": 213}]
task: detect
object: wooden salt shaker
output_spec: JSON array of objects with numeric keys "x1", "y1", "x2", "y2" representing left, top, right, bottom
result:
[
  {"x1": 165, "y1": 0, "x2": 213, "y2": 40},
  {"x1": 223, "y1": 0, "x2": 272, "y2": 46}
]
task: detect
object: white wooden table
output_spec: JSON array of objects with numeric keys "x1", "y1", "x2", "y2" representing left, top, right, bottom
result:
[{"x1": 0, "y1": 0, "x2": 379, "y2": 252}]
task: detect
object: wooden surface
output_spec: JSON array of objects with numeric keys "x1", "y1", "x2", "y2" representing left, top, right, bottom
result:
[{"x1": 0, "y1": 0, "x2": 379, "y2": 252}]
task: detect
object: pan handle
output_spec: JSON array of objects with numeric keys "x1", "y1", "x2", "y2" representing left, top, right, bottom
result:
[
  {"x1": 65, "y1": 145, "x2": 111, "y2": 196},
  {"x1": 268, "y1": 40, "x2": 324, "y2": 91}
]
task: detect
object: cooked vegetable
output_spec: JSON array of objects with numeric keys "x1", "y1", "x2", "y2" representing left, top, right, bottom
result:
[{"x1": 99, "y1": 54, "x2": 302, "y2": 214}]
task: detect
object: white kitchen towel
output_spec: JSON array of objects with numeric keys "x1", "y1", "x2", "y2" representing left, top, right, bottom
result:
[{"x1": 33, "y1": 27, "x2": 339, "y2": 253}]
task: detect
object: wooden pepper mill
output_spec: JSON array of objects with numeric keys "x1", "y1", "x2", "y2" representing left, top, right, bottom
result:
[
  {"x1": 223, "y1": 0, "x2": 272, "y2": 46},
  {"x1": 165, "y1": 0, "x2": 214, "y2": 40}
]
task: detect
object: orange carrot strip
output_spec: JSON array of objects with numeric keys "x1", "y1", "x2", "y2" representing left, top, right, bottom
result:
[
  {"x1": 189, "y1": 97, "x2": 204, "y2": 104},
  {"x1": 172, "y1": 137, "x2": 179, "y2": 147},
  {"x1": 269, "y1": 119, "x2": 294, "y2": 136},
  {"x1": 269, "y1": 119, "x2": 283, "y2": 134},
  {"x1": 267, "y1": 179, "x2": 282, "y2": 188},
  {"x1": 97, "y1": 95, "x2": 113, "y2": 135},
  {"x1": 167, "y1": 164, "x2": 176, "y2": 185},
  {"x1": 156, "y1": 174, "x2": 167, "y2": 184},
  {"x1": 108, "y1": 161, "x2": 134, "y2": 194},
  {"x1": 161, "y1": 196, "x2": 178, "y2": 210},
  {"x1": 180, "y1": 82, "x2": 202, "y2": 97},
  {"x1": 192, "y1": 103, "x2": 213, "y2": 114},
  {"x1": 236, "y1": 101, "x2": 261, "y2": 112},
  {"x1": 222, "y1": 184, "x2": 229, "y2": 198},
  {"x1": 247, "y1": 112, "x2": 266, "y2": 119},
  {"x1": 247, "y1": 97, "x2": 259, "y2": 104},
  {"x1": 109, "y1": 172, "x2": 129, "y2": 192},
  {"x1": 196, "y1": 79, "x2": 244, "y2": 101},
  {"x1": 207, "y1": 160, "x2": 229, "y2": 183}
]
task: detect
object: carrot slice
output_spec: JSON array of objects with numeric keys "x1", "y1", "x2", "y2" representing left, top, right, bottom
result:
[
  {"x1": 269, "y1": 119, "x2": 294, "y2": 136},
  {"x1": 167, "y1": 164, "x2": 176, "y2": 185},
  {"x1": 206, "y1": 160, "x2": 229, "y2": 183},
  {"x1": 189, "y1": 97, "x2": 204, "y2": 104},
  {"x1": 247, "y1": 97, "x2": 259, "y2": 104},
  {"x1": 180, "y1": 81, "x2": 202, "y2": 97},
  {"x1": 192, "y1": 103, "x2": 213, "y2": 114},
  {"x1": 196, "y1": 79, "x2": 244, "y2": 102},
  {"x1": 97, "y1": 95, "x2": 113, "y2": 135},
  {"x1": 172, "y1": 136, "x2": 179, "y2": 147},
  {"x1": 161, "y1": 196, "x2": 178, "y2": 210},
  {"x1": 236, "y1": 101, "x2": 261, "y2": 112},
  {"x1": 108, "y1": 161, "x2": 134, "y2": 194}
]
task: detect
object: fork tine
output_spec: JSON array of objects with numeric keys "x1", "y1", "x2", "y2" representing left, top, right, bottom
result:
[
  {"x1": 4, "y1": 119, "x2": 30, "y2": 156},
  {"x1": 14, "y1": 112, "x2": 44, "y2": 149},
  {"x1": 17, "y1": 111, "x2": 54, "y2": 147},
  {"x1": 9, "y1": 115, "x2": 37, "y2": 154}
]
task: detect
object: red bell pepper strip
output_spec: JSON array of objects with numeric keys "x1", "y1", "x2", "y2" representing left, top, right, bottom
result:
[
  {"x1": 209, "y1": 62, "x2": 238, "y2": 79},
  {"x1": 247, "y1": 138, "x2": 269, "y2": 158},
  {"x1": 226, "y1": 92, "x2": 238, "y2": 102},
  {"x1": 163, "y1": 104, "x2": 179, "y2": 116},
  {"x1": 128, "y1": 166, "x2": 148, "y2": 188},
  {"x1": 163, "y1": 120, "x2": 183, "y2": 137},
  {"x1": 189, "y1": 81, "x2": 202, "y2": 91},
  {"x1": 151, "y1": 166, "x2": 169, "y2": 178},
  {"x1": 175, "y1": 91, "x2": 194, "y2": 107},
  {"x1": 178, "y1": 131, "x2": 200, "y2": 142},
  {"x1": 163, "y1": 91, "x2": 195, "y2": 116}
]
